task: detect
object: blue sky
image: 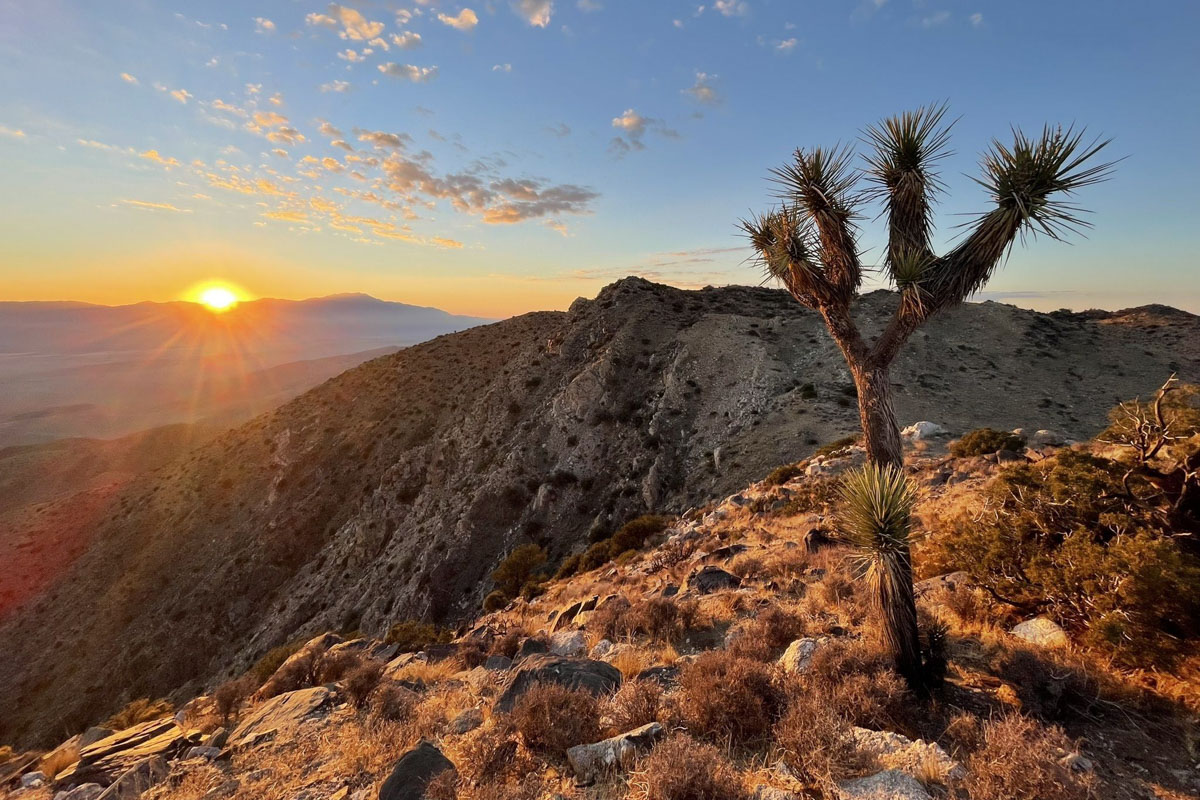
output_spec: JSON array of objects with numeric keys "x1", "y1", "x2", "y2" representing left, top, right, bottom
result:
[{"x1": 1, "y1": 0, "x2": 1197, "y2": 316}]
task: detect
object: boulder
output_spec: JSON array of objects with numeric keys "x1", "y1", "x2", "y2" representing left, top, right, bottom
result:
[
  {"x1": 378, "y1": 741, "x2": 455, "y2": 800},
  {"x1": 914, "y1": 571, "x2": 971, "y2": 598},
  {"x1": 778, "y1": 638, "x2": 827, "y2": 675},
  {"x1": 54, "y1": 783, "x2": 104, "y2": 800},
  {"x1": 383, "y1": 652, "x2": 427, "y2": 680},
  {"x1": 55, "y1": 720, "x2": 192, "y2": 786},
  {"x1": 550, "y1": 600, "x2": 586, "y2": 632},
  {"x1": 40, "y1": 735, "x2": 81, "y2": 780},
  {"x1": 328, "y1": 638, "x2": 399, "y2": 663},
  {"x1": 496, "y1": 655, "x2": 622, "y2": 712},
  {"x1": 228, "y1": 686, "x2": 335, "y2": 749},
  {"x1": 21, "y1": 771, "x2": 47, "y2": 789},
  {"x1": 1010, "y1": 617, "x2": 1070, "y2": 649},
  {"x1": 589, "y1": 639, "x2": 617, "y2": 660},
  {"x1": 483, "y1": 655, "x2": 513, "y2": 671},
  {"x1": 549, "y1": 629, "x2": 588, "y2": 658},
  {"x1": 94, "y1": 756, "x2": 168, "y2": 800},
  {"x1": 514, "y1": 637, "x2": 550, "y2": 661},
  {"x1": 1030, "y1": 429, "x2": 1068, "y2": 448},
  {"x1": 449, "y1": 708, "x2": 484, "y2": 735},
  {"x1": 835, "y1": 770, "x2": 932, "y2": 800},
  {"x1": 183, "y1": 746, "x2": 222, "y2": 761},
  {"x1": 901, "y1": 421, "x2": 947, "y2": 441},
  {"x1": 849, "y1": 728, "x2": 964, "y2": 782},
  {"x1": 685, "y1": 565, "x2": 741, "y2": 594},
  {"x1": 566, "y1": 723, "x2": 664, "y2": 784}
]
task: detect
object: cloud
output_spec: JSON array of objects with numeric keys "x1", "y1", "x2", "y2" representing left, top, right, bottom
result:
[
  {"x1": 338, "y1": 48, "x2": 367, "y2": 62},
  {"x1": 120, "y1": 199, "x2": 190, "y2": 212},
  {"x1": 612, "y1": 108, "x2": 648, "y2": 137},
  {"x1": 169, "y1": 88, "x2": 192, "y2": 104},
  {"x1": 378, "y1": 63, "x2": 438, "y2": 82},
  {"x1": 713, "y1": 0, "x2": 748, "y2": 16},
  {"x1": 493, "y1": 63, "x2": 512, "y2": 72},
  {"x1": 610, "y1": 108, "x2": 678, "y2": 154},
  {"x1": 210, "y1": 99, "x2": 247, "y2": 117},
  {"x1": 269, "y1": 92, "x2": 284, "y2": 107},
  {"x1": 513, "y1": 0, "x2": 553, "y2": 27},
  {"x1": 921, "y1": 10, "x2": 950, "y2": 27},
  {"x1": 683, "y1": 72, "x2": 719, "y2": 104},
  {"x1": 969, "y1": 12, "x2": 983, "y2": 27},
  {"x1": 438, "y1": 8, "x2": 479, "y2": 30},
  {"x1": 775, "y1": 37, "x2": 797, "y2": 51},
  {"x1": 546, "y1": 122, "x2": 571, "y2": 137},
  {"x1": 578, "y1": 0, "x2": 602, "y2": 10},
  {"x1": 139, "y1": 149, "x2": 180, "y2": 167},
  {"x1": 246, "y1": 110, "x2": 306, "y2": 144},
  {"x1": 391, "y1": 31, "x2": 422, "y2": 48},
  {"x1": 119, "y1": 72, "x2": 139, "y2": 85},
  {"x1": 320, "y1": 79, "x2": 352, "y2": 92},
  {"x1": 318, "y1": 121, "x2": 344, "y2": 138},
  {"x1": 356, "y1": 129, "x2": 413, "y2": 149},
  {"x1": 308, "y1": 4, "x2": 385, "y2": 40},
  {"x1": 254, "y1": 17, "x2": 275, "y2": 33},
  {"x1": 0, "y1": 124, "x2": 26, "y2": 139}
]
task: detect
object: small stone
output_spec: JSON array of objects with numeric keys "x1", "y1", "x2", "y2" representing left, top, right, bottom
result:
[
  {"x1": 183, "y1": 746, "x2": 222, "y2": 761},
  {"x1": 1010, "y1": 617, "x2": 1071, "y2": 649},
  {"x1": 450, "y1": 708, "x2": 483, "y2": 735},
  {"x1": 21, "y1": 772, "x2": 47, "y2": 789},
  {"x1": 834, "y1": 770, "x2": 932, "y2": 800},
  {"x1": 901, "y1": 421, "x2": 947, "y2": 441},
  {"x1": 778, "y1": 638, "x2": 825, "y2": 675},
  {"x1": 1059, "y1": 752, "x2": 1094, "y2": 773},
  {"x1": 685, "y1": 565, "x2": 740, "y2": 594}
]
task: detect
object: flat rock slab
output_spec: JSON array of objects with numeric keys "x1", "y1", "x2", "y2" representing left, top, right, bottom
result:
[
  {"x1": 55, "y1": 720, "x2": 191, "y2": 786},
  {"x1": 834, "y1": 770, "x2": 932, "y2": 800},
  {"x1": 94, "y1": 756, "x2": 168, "y2": 800},
  {"x1": 495, "y1": 655, "x2": 622, "y2": 712},
  {"x1": 254, "y1": 632, "x2": 343, "y2": 700},
  {"x1": 379, "y1": 741, "x2": 454, "y2": 800},
  {"x1": 229, "y1": 686, "x2": 334, "y2": 749}
]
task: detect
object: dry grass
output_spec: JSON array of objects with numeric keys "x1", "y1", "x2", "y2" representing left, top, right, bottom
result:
[
  {"x1": 512, "y1": 683, "x2": 601, "y2": 754},
  {"x1": 102, "y1": 697, "x2": 173, "y2": 730},
  {"x1": 673, "y1": 650, "x2": 782, "y2": 745},
  {"x1": 726, "y1": 604, "x2": 805, "y2": 661},
  {"x1": 389, "y1": 658, "x2": 463, "y2": 684},
  {"x1": 964, "y1": 714, "x2": 1095, "y2": 800},
  {"x1": 39, "y1": 741, "x2": 81, "y2": 781},
  {"x1": 630, "y1": 733, "x2": 746, "y2": 800},
  {"x1": 773, "y1": 693, "x2": 875, "y2": 788},
  {"x1": 604, "y1": 679, "x2": 662, "y2": 733}
]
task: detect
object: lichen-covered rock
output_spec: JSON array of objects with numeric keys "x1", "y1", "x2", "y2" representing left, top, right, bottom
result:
[
  {"x1": 378, "y1": 741, "x2": 454, "y2": 800},
  {"x1": 566, "y1": 723, "x2": 663, "y2": 783},
  {"x1": 778, "y1": 637, "x2": 828, "y2": 674},
  {"x1": 834, "y1": 770, "x2": 932, "y2": 800},
  {"x1": 849, "y1": 728, "x2": 964, "y2": 782},
  {"x1": 495, "y1": 655, "x2": 622, "y2": 712},
  {"x1": 1010, "y1": 617, "x2": 1070, "y2": 648},
  {"x1": 549, "y1": 629, "x2": 588, "y2": 658}
]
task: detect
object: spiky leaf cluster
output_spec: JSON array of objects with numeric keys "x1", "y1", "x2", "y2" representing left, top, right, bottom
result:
[{"x1": 837, "y1": 462, "x2": 918, "y2": 568}]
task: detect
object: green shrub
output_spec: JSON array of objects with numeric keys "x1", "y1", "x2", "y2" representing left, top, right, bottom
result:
[
  {"x1": 814, "y1": 435, "x2": 859, "y2": 459},
  {"x1": 250, "y1": 639, "x2": 306, "y2": 684},
  {"x1": 949, "y1": 427, "x2": 1025, "y2": 457},
  {"x1": 608, "y1": 514, "x2": 671, "y2": 556},
  {"x1": 763, "y1": 462, "x2": 804, "y2": 486},
  {"x1": 554, "y1": 553, "x2": 584, "y2": 580},
  {"x1": 492, "y1": 544, "x2": 548, "y2": 598},
  {"x1": 386, "y1": 620, "x2": 452, "y2": 651},
  {"x1": 922, "y1": 448, "x2": 1200, "y2": 666},
  {"x1": 482, "y1": 590, "x2": 509, "y2": 612}
]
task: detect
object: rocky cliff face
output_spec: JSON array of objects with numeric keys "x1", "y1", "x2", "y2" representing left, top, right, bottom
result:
[{"x1": 1, "y1": 277, "x2": 1197, "y2": 747}]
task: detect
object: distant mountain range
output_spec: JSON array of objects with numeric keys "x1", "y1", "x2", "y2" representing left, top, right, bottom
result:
[{"x1": 0, "y1": 294, "x2": 492, "y2": 446}]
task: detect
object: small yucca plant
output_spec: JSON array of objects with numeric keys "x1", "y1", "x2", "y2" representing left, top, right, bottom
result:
[{"x1": 838, "y1": 463, "x2": 924, "y2": 687}]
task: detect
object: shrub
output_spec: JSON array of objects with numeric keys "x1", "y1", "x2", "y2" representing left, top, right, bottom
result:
[
  {"x1": 774, "y1": 692, "x2": 873, "y2": 786},
  {"x1": 608, "y1": 515, "x2": 672, "y2": 556},
  {"x1": 214, "y1": 676, "x2": 255, "y2": 723},
  {"x1": 103, "y1": 698, "x2": 174, "y2": 731},
  {"x1": 589, "y1": 597, "x2": 699, "y2": 644},
  {"x1": 554, "y1": 553, "x2": 584, "y2": 579},
  {"x1": 814, "y1": 435, "x2": 859, "y2": 459},
  {"x1": 263, "y1": 648, "x2": 323, "y2": 696},
  {"x1": 511, "y1": 683, "x2": 600, "y2": 754},
  {"x1": 492, "y1": 544, "x2": 548, "y2": 599},
  {"x1": 727, "y1": 606, "x2": 804, "y2": 661},
  {"x1": 370, "y1": 684, "x2": 419, "y2": 722},
  {"x1": 921, "y1": 448, "x2": 1200, "y2": 666},
  {"x1": 605, "y1": 679, "x2": 662, "y2": 732},
  {"x1": 949, "y1": 427, "x2": 1025, "y2": 457},
  {"x1": 249, "y1": 638, "x2": 306, "y2": 684},
  {"x1": 454, "y1": 717, "x2": 527, "y2": 785},
  {"x1": 964, "y1": 715, "x2": 1094, "y2": 800},
  {"x1": 317, "y1": 649, "x2": 362, "y2": 683},
  {"x1": 763, "y1": 462, "x2": 804, "y2": 486},
  {"x1": 803, "y1": 638, "x2": 912, "y2": 732},
  {"x1": 675, "y1": 651, "x2": 781, "y2": 745},
  {"x1": 386, "y1": 620, "x2": 453, "y2": 652},
  {"x1": 482, "y1": 590, "x2": 509, "y2": 613},
  {"x1": 634, "y1": 733, "x2": 745, "y2": 800},
  {"x1": 343, "y1": 660, "x2": 385, "y2": 710}
]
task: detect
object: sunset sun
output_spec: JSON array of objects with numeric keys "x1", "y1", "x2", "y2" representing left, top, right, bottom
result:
[{"x1": 192, "y1": 284, "x2": 241, "y2": 312}]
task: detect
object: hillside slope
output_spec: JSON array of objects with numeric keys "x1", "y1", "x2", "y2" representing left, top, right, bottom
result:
[{"x1": 1, "y1": 277, "x2": 1198, "y2": 747}]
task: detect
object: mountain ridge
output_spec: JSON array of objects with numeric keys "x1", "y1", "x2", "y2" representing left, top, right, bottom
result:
[{"x1": 1, "y1": 277, "x2": 1197, "y2": 748}]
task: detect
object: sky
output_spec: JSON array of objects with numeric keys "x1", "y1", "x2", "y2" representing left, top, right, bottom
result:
[{"x1": 1, "y1": 1, "x2": 1198, "y2": 318}]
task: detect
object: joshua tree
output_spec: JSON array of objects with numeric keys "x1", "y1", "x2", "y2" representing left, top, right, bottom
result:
[
  {"x1": 744, "y1": 106, "x2": 1114, "y2": 685},
  {"x1": 742, "y1": 105, "x2": 1115, "y2": 469},
  {"x1": 838, "y1": 462, "x2": 923, "y2": 686}
]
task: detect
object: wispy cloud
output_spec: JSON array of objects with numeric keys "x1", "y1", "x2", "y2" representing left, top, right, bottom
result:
[
  {"x1": 513, "y1": 0, "x2": 554, "y2": 27},
  {"x1": 119, "y1": 72, "x2": 139, "y2": 85},
  {"x1": 610, "y1": 108, "x2": 679, "y2": 155},
  {"x1": 120, "y1": 199, "x2": 191, "y2": 213},
  {"x1": 683, "y1": 72, "x2": 719, "y2": 105},
  {"x1": 0, "y1": 124, "x2": 26, "y2": 139},
  {"x1": 438, "y1": 9, "x2": 479, "y2": 31},
  {"x1": 378, "y1": 63, "x2": 438, "y2": 82},
  {"x1": 307, "y1": 4, "x2": 385, "y2": 41},
  {"x1": 921, "y1": 10, "x2": 950, "y2": 27},
  {"x1": 253, "y1": 17, "x2": 275, "y2": 34}
]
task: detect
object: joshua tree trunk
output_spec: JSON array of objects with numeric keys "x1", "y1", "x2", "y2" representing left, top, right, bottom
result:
[
  {"x1": 874, "y1": 543, "x2": 923, "y2": 687},
  {"x1": 851, "y1": 364, "x2": 904, "y2": 470}
]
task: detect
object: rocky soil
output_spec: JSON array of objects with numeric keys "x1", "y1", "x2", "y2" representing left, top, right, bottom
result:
[{"x1": 1, "y1": 277, "x2": 1197, "y2": 749}]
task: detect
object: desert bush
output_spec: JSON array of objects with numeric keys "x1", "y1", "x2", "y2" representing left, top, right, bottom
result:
[
  {"x1": 922, "y1": 448, "x2": 1200, "y2": 666},
  {"x1": 511, "y1": 683, "x2": 600, "y2": 754},
  {"x1": 814, "y1": 435, "x2": 859, "y2": 459},
  {"x1": 964, "y1": 714, "x2": 1095, "y2": 800},
  {"x1": 492, "y1": 544, "x2": 548, "y2": 599},
  {"x1": 454, "y1": 717, "x2": 530, "y2": 785},
  {"x1": 727, "y1": 606, "x2": 804, "y2": 661},
  {"x1": 249, "y1": 638, "x2": 306, "y2": 684},
  {"x1": 803, "y1": 638, "x2": 913, "y2": 732},
  {"x1": 457, "y1": 637, "x2": 490, "y2": 668},
  {"x1": 214, "y1": 675, "x2": 256, "y2": 723},
  {"x1": 633, "y1": 733, "x2": 745, "y2": 800},
  {"x1": 589, "y1": 597, "x2": 699, "y2": 644},
  {"x1": 343, "y1": 660, "x2": 385, "y2": 710},
  {"x1": 774, "y1": 691, "x2": 873, "y2": 786},
  {"x1": 264, "y1": 648, "x2": 324, "y2": 696},
  {"x1": 605, "y1": 679, "x2": 662, "y2": 732},
  {"x1": 103, "y1": 697, "x2": 174, "y2": 730},
  {"x1": 608, "y1": 514, "x2": 672, "y2": 556},
  {"x1": 949, "y1": 427, "x2": 1025, "y2": 457},
  {"x1": 489, "y1": 631, "x2": 521, "y2": 659},
  {"x1": 482, "y1": 590, "x2": 509, "y2": 613},
  {"x1": 369, "y1": 684, "x2": 419, "y2": 722},
  {"x1": 675, "y1": 650, "x2": 782, "y2": 745},
  {"x1": 763, "y1": 462, "x2": 805, "y2": 486},
  {"x1": 317, "y1": 649, "x2": 363, "y2": 683},
  {"x1": 386, "y1": 620, "x2": 453, "y2": 652}
]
